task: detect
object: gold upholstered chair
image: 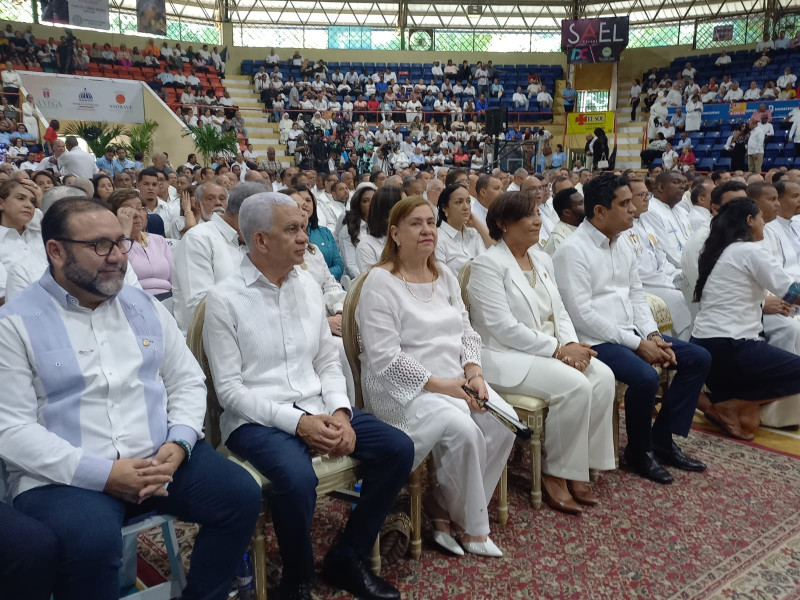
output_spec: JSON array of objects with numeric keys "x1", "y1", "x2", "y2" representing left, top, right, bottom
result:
[
  {"x1": 457, "y1": 261, "x2": 548, "y2": 509},
  {"x1": 341, "y1": 272, "x2": 509, "y2": 559},
  {"x1": 186, "y1": 299, "x2": 378, "y2": 600}
]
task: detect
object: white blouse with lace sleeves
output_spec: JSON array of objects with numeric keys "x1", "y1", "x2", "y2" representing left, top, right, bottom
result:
[{"x1": 356, "y1": 267, "x2": 481, "y2": 427}]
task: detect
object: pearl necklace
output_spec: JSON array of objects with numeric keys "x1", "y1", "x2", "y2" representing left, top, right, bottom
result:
[{"x1": 400, "y1": 271, "x2": 436, "y2": 303}]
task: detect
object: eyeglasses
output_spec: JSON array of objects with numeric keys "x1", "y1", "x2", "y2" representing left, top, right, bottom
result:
[{"x1": 55, "y1": 236, "x2": 134, "y2": 256}]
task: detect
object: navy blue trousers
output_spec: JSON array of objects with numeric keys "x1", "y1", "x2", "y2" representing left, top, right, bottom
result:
[
  {"x1": 0, "y1": 500, "x2": 58, "y2": 599},
  {"x1": 13, "y1": 441, "x2": 262, "y2": 600},
  {"x1": 593, "y1": 336, "x2": 711, "y2": 452},
  {"x1": 690, "y1": 336, "x2": 800, "y2": 403},
  {"x1": 226, "y1": 408, "x2": 414, "y2": 585}
]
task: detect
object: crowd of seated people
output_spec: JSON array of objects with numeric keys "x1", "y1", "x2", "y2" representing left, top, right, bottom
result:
[
  {"x1": 634, "y1": 39, "x2": 800, "y2": 173},
  {"x1": 248, "y1": 53, "x2": 566, "y2": 130},
  {"x1": 0, "y1": 24, "x2": 225, "y2": 76},
  {"x1": 4, "y1": 123, "x2": 800, "y2": 599}
]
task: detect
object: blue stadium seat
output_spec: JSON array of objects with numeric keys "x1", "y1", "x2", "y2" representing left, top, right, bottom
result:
[
  {"x1": 716, "y1": 157, "x2": 731, "y2": 169},
  {"x1": 774, "y1": 157, "x2": 792, "y2": 168},
  {"x1": 699, "y1": 157, "x2": 715, "y2": 171}
]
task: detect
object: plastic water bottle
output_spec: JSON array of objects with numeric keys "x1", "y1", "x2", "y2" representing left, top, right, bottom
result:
[{"x1": 236, "y1": 552, "x2": 254, "y2": 600}]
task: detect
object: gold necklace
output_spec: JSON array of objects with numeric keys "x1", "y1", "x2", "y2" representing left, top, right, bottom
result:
[
  {"x1": 526, "y1": 253, "x2": 538, "y2": 287},
  {"x1": 400, "y1": 271, "x2": 436, "y2": 303}
]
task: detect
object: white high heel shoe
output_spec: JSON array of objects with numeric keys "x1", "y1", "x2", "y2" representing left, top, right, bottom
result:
[
  {"x1": 461, "y1": 536, "x2": 503, "y2": 558},
  {"x1": 431, "y1": 526, "x2": 465, "y2": 556}
]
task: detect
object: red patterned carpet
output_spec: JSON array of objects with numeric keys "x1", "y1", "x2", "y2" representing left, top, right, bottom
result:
[{"x1": 138, "y1": 425, "x2": 800, "y2": 599}]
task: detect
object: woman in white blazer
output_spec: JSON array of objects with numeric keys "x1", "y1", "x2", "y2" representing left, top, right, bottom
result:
[{"x1": 467, "y1": 191, "x2": 616, "y2": 515}]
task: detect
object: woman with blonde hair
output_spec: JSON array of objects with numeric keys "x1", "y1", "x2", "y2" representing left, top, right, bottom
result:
[{"x1": 356, "y1": 196, "x2": 515, "y2": 557}]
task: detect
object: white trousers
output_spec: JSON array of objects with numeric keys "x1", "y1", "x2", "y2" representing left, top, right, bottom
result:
[
  {"x1": 492, "y1": 357, "x2": 616, "y2": 481},
  {"x1": 406, "y1": 389, "x2": 515, "y2": 536},
  {"x1": 644, "y1": 285, "x2": 693, "y2": 341},
  {"x1": 761, "y1": 314, "x2": 800, "y2": 427}
]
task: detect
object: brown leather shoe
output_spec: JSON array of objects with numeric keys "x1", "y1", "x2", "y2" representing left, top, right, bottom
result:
[
  {"x1": 542, "y1": 475, "x2": 582, "y2": 515},
  {"x1": 567, "y1": 481, "x2": 599, "y2": 506}
]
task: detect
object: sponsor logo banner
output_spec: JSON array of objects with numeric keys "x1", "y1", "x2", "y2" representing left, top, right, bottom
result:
[
  {"x1": 561, "y1": 17, "x2": 629, "y2": 64},
  {"x1": 667, "y1": 100, "x2": 800, "y2": 121},
  {"x1": 566, "y1": 111, "x2": 615, "y2": 135},
  {"x1": 19, "y1": 73, "x2": 145, "y2": 123}
]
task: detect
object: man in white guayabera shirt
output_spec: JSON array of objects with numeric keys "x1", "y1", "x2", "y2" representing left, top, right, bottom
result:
[{"x1": 0, "y1": 196, "x2": 261, "y2": 600}]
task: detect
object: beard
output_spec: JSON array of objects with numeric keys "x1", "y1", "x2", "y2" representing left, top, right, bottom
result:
[
  {"x1": 201, "y1": 205, "x2": 225, "y2": 221},
  {"x1": 63, "y1": 247, "x2": 126, "y2": 299}
]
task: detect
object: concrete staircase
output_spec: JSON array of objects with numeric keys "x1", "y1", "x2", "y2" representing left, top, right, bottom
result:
[
  {"x1": 614, "y1": 80, "x2": 647, "y2": 170},
  {"x1": 222, "y1": 74, "x2": 293, "y2": 165}
]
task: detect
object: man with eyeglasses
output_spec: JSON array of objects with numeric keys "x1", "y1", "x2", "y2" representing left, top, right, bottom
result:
[{"x1": 0, "y1": 196, "x2": 261, "y2": 600}]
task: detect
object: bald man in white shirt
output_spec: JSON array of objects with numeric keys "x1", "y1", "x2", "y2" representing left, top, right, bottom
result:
[{"x1": 171, "y1": 182, "x2": 259, "y2": 333}]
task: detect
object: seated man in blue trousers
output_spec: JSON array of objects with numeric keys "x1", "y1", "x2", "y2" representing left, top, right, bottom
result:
[
  {"x1": 204, "y1": 192, "x2": 414, "y2": 600},
  {"x1": 0, "y1": 196, "x2": 262, "y2": 600},
  {"x1": 554, "y1": 174, "x2": 712, "y2": 485}
]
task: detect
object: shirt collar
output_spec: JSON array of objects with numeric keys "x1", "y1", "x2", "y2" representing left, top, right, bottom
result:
[
  {"x1": 438, "y1": 220, "x2": 460, "y2": 239},
  {"x1": 240, "y1": 253, "x2": 297, "y2": 288},
  {"x1": 210, "y1": 212, "x2": 239, "y2": 244},
  {"x1": 582, "y1": 219, "x2": 614, "y2": 248}
]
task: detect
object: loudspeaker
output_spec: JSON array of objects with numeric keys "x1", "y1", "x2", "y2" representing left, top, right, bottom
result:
[{"x1": 485, "y1": 108, "x2": 507, "y2": 136}]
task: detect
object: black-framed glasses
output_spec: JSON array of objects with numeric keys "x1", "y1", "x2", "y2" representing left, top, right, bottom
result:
[{"x1": 55, "y1": 237, "x2": 135, "y2": 256}]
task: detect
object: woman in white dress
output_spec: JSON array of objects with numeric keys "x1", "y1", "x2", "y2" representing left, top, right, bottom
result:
[
  {"x1": 357, "y1": 196, "x2": 515, "y2": 557},
  {"x1": 355, "y1": 185, "x2": 401, "y2": 272},
  {"x1": 434, "y1": 183, "x2": 492, "y2": 276},
  {"x1": 467, "y1": 192, "x2": 615, "y2": 514},
  {"x1": 336, "y1": 183, "x2": 375, "y2": 278},
  {"x1": 21, "y1": 94, "x2": 39, "y2": 143},
  {"x1": 685, "y1": 93, "x2": 703, "y2": 133}
]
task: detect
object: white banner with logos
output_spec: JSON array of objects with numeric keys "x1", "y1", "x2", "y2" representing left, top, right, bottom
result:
[{"x1": 19, "y1": 73, "x2": 145, "y2": 123}]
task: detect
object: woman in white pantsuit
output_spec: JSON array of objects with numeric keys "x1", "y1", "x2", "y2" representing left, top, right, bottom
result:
[
  {"x1": 357, "y1": 196, "x2": 515, "y2": 557},
  {"x1": 467, "y1": 191, "x2": 616, "y2": 515}
]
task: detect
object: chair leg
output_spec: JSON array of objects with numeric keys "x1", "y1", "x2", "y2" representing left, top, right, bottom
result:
[
  {"x1": 162, "y1": 519, "x2": 187, "y2": 596},
  {"x1": 371, "y1": 537, "x2": 381, "y2": 576},
  {"x1": 408, "y1": 465, "x2": 423, "y2": 560},
  {"x1": 530, "y1": 432, "x2": 542, "y2": 509},
  {"x1": 497, "y1": 465, "x2": 508, "y2": 525},
  {"x1": 613, "y1": 395, "x2": 623, "y2": 469},
  {"x1": 252, "y1": 509, "x2": 268, "y2": 600}
]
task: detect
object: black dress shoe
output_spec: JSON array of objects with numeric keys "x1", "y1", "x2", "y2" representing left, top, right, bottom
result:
[
  {"x1": 278, "y1": 580, "x2": 314, "y2": 600},
  {"x1": 654, "y1": 441, "x2": 707, "y2": 472},
  {"x1": 623, "y1": 448, "x2": 674, "y2": 484},
  {"x1": 322, "y1": 553, "x2": 400, "y2": 600}
]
